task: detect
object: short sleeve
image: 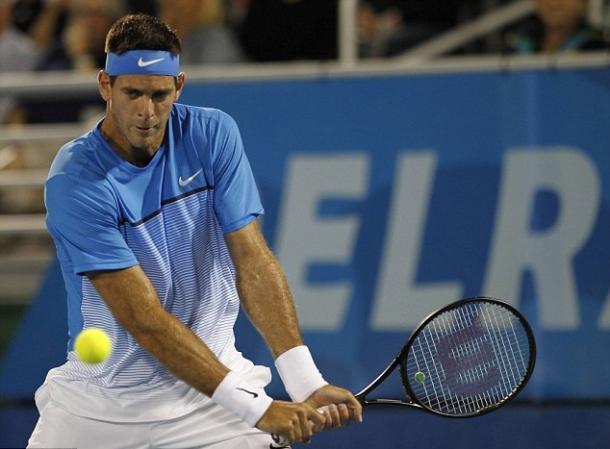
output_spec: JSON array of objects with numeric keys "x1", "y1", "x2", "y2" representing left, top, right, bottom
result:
[
  {"x1": 210, "y1": 112, "x2": 264, "y2": 233},
  {"x1": 45, "y1": 174, "x2": 138, "y2": 275}
]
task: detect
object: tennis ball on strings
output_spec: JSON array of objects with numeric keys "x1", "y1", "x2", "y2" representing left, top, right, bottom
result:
[
  {"x1": 74, "y1": 328, "x2": 112, "y2": 364},
  {"x1": 414, "y1": 371, "x2": 426, "y2": 384}
]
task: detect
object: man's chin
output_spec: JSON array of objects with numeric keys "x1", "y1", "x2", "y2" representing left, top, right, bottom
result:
[{"x1": 129, "y1": 134, "x2": 155, "y2": 148}]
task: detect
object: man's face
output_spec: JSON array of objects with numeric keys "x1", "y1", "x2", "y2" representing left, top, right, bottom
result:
[
  {"x1": 536, "y1": 0, "x2": 588, "y2": 30},
  {"x1": 98, "y1": 72, "x2": 184, "y2": 157}
]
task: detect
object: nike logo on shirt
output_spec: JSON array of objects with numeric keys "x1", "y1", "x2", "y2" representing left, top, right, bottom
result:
[
  {"x1": 137, "y1": 57, "x2": 165, "y2": 67},
  {"x1": 236, "y1": 387, "x2": 259, "y2": 398},
  {"x1": 178, "y1": 169, "x2": 202, "y2": 187}
]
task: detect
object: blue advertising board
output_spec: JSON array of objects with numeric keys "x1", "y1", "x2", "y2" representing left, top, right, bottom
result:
[
  {"x1": 178, "y1": 66, "x2": 610, "y2": 401},
  {"x1": 1, "y1": 64, "x2": 610, "y2": 448}
]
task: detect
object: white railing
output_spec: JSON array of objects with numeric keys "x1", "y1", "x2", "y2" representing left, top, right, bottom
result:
[
  {"x1": 338, "y1": 0, "x2": 358, "y2": 67},
  {"x1": 0, "y1": 169, "x2": 48, "y2": 188},
  {"x1": 0, "y1": 214, "x2": 46, "y2": 235},
  {"x1": 399, "y1": 0, "x2": 536, "y2": 63},
  {"x1": 0, "y1": 123, "x2": 88, "y2": 144}
]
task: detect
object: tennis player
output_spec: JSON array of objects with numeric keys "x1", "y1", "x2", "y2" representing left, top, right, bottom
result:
[{"x1": 28, "y1": 13, "x2": 362, "y2": 449}]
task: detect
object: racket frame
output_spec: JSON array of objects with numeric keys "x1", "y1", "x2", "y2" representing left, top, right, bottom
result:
[{"x1": 355, "y1": 296, "x2": 536, "y2": 418}]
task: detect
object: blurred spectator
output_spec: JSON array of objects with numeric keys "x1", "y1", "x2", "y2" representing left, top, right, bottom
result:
[
  {"x1": 159, "y1": 0, "x2": 244, "y2": 65},
  {"x1": 18, "y1": 0, "x2": 123, "y2": 123},
  {"x1": 239, "y1": 0, "x2": 338, "y2": 61},
  {"x1": 0, "y1": 0, "x2": 41, "y2": 123},
  {"x1": 359, "y1": 0, "x2": 482, "y2": 58},
  {"x1": 34, "y1": 0, "x2": 123, "y2": 71},
  {"x1": 11, "y1": 0, "x2": 45, "y2": 33},
  {"x1": 504, "y1": 0, "x2": 608, "y2": 53},
  {"x1": 358, "y1": 0, "x2": 409, "y2": 58},
  {"x1": 224, "y1": 0, "x2": 250, "y2": 28}
]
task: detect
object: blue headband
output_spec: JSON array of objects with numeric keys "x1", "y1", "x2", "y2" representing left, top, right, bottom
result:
[{"x1": 105, "y1": 50, "x2": 180, "y2": 76}]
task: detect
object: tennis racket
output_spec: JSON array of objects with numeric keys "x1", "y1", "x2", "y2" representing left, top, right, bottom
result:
[{"x1": 273, "y1": 296, "x2": 535, "y2": 445}]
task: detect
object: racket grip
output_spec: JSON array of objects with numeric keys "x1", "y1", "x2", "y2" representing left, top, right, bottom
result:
[{"x1": 271, "y1": 406, "x2": 328, "y2": 446}]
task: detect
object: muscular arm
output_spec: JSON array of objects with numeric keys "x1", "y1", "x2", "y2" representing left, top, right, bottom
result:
[
  {"x1": 88, "y1": 265, "x2": 228, "y2": 396},
  {"x1": 224, "y1": 220, "x2": 303, "y2": 358},
  {"x1": 89, "y1": 262, "x2": 324, "y2": 442},
  {"x1": 225, "y1": 219, "x2": 363, "y2": 427}
]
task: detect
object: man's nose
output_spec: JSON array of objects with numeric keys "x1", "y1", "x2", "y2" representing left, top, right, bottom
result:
[{"x1": 137, "y1": 97, "x2": 155, "y2": 118}]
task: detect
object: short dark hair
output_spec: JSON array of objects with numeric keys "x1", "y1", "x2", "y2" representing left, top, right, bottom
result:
[{"x1": 105, "y1": 14, "x2": 181, "y2": 55}]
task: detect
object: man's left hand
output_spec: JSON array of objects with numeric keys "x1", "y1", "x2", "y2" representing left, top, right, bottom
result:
[{"x1": 305, "y1": 384, "x2": 363, "y2": 429}]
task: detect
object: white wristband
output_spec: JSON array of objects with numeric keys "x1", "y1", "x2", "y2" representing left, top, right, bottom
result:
[
  {"x1": 275, "y1": 345, "x2": 327, "y2": 402},
  {"x1": 211, "y1": 371, "x2": 273, "y2": 427}
]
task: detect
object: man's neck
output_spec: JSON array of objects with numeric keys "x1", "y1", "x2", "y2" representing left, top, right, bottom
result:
[{"x1": 100, "y1": 124, "x2": 156, "y2": 168}]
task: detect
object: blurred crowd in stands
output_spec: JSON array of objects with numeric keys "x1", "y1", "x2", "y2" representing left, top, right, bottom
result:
[{"x1": 0, "y1": 0, "x2": 608, "y2": 126}]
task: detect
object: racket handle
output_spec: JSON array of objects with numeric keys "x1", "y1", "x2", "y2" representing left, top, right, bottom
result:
[{"x1": 271, "y1": 406, "x2": 328, "y2": 446}]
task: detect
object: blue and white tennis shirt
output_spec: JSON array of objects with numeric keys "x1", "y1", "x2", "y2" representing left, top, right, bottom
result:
[{"x1": 42, "y1": 104, "x2": 265, "y2": 420}]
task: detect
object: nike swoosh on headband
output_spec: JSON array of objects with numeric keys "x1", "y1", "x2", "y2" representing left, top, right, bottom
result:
[
  {"x1": 137, "y1": 57, "x2": 165, "y2": 67},
  {"x1": 106, "y1": 51, "x2": 179, "y2": 76}
]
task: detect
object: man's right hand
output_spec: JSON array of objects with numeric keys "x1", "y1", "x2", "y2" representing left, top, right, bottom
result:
[{"x1": 256, "y1": 400, "x2": 326, "y2": 444}]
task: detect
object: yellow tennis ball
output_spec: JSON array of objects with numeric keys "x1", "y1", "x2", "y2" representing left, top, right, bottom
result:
[
  {"x1": 74, "y1": 328, "x2": 112, "y2": 364},
  {"x1": 414, "y1": 371, "x2": 426, "y2": 383}
]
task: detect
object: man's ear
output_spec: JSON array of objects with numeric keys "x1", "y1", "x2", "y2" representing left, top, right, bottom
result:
[
  {"x1": 175, "y1": 72, "x2": 185, "y2": 101},
  {"x1": 98, "y1": 70, "x2": 112, "y2": 102}
]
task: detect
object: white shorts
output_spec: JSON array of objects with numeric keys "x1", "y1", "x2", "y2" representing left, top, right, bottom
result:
[{"x1": 27, "y1": 390, "x2": 286, "y2": 449}]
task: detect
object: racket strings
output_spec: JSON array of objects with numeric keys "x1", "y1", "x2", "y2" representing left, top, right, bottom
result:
[{"x1": 405, "y1": 301, "x2": 532, "y2": 416}]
